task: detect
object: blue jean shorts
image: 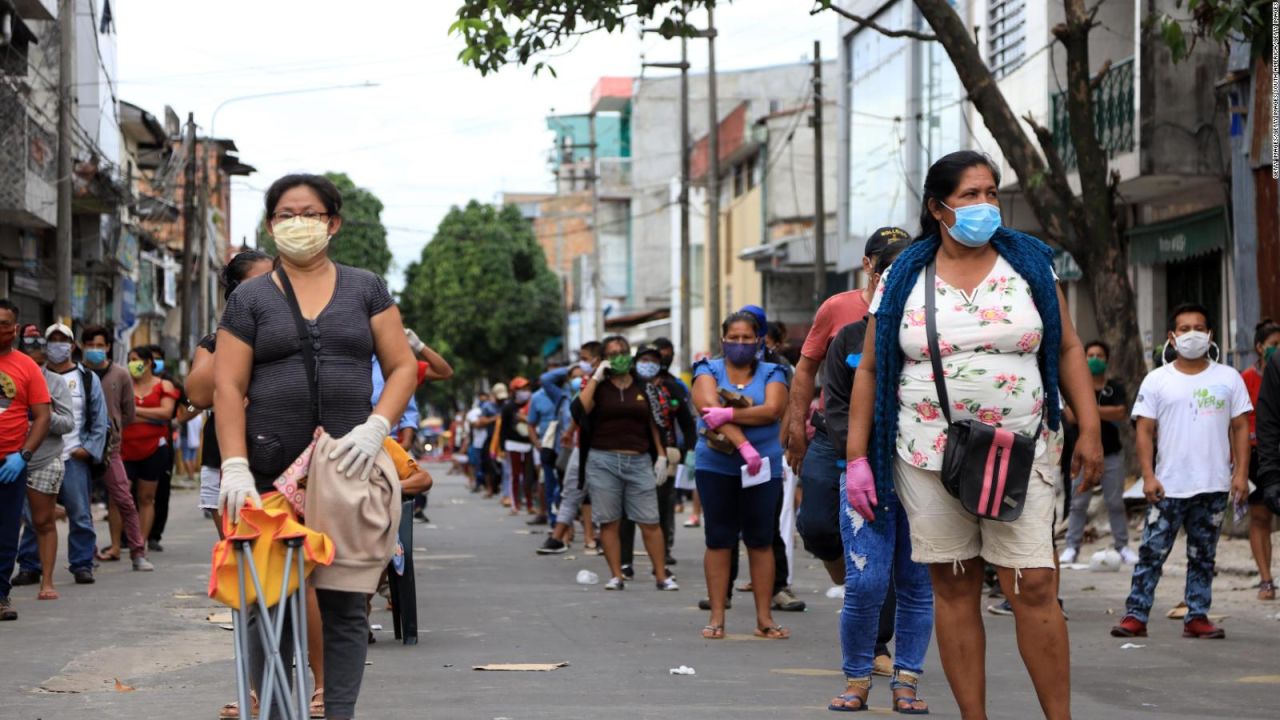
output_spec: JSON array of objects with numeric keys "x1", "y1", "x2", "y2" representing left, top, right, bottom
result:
[{"x1": 584, "y1": 449, "x2": 658, "y2": 525}]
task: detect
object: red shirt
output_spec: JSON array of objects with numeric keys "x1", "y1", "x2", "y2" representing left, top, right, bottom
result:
[
  {"x1": 0, "y1": 350, "x2": 51, "y2": 455},
  {"x1": 1243, "y1": 366, "x2": 1262, "y2": 444},
  {"x1": 800, "y1": 290, "x2": 871, "y2": 362},
  {"x1": 121, "y1": 381, "x2": 179, "y2": 461}
]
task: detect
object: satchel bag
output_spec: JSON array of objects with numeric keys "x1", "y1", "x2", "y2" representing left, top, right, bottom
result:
[{"x1": 924, "y1": 262, "x2": 1039, "y2": 522}]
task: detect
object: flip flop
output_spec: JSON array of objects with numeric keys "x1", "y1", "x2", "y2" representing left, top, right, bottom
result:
[
  {"x1": 701, "y1": 624, "x2": 725, "y2": 640},
  {"x1": 37, "y1": 588, "x2": 59, "y2": 600},
  {"x1": 309, "y1": 688, "x2": 325, "y2": 718},
  {"x1": 754, "y1": 625, "x2": 790, "y2": 640},
  {"x1": 828, "y1": 692, "x2": 868, "y2": 712},
  {"x1": 96, "y1": 547, "x2": 121, "y2": 562}
]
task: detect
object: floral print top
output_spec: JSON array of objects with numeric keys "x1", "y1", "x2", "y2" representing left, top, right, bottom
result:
[{"x1": 869, "y1": 255, "x2": 1050, "y2": 471}]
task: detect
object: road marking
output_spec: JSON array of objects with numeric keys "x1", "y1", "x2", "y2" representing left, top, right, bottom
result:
[{"x1": 1238, "y1": 675, "x2": 1280, "y2": 684}]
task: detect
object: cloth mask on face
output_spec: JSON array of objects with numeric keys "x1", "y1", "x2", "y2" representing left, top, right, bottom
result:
[
  {"x1": 127, "y1": 360, "x2": 146, "y2": 378},
  {"x1": 608, "y1": 355, "x2": 633, "y2": 375},
  {"x1": 723, "y1": 341, "x2": 757, "y2": 366},
  {"x1": 1174, "y1": 330, "x2": 1211, "y2": 360},
  {"x1": 46, "y1": 342, "x2": 73, "y2": 365},
  {"x1": 636, "y1": 361, "x2": 661, "y2": 380},
  {"x1": 941, "y1": 202, "x2": 1002, "y2": 247},
  {"x1": 1264, "y1": 345, "x2": 1277, "y2": 364},
  {"x1": 515, "y1": 390, "x2": 531, "y2": 404},
  {"x1": 578, "y1": 360, "x2": 594, "y2": 374},
  {"x1": 1086, "y1": 357, "x2": 1107, "y2": 376},
  {"x1": 272, "y1": 216, "x2": 331, "y2": 261},
  {"x1": 84, "y1": 349, "x2": 107, "y2": 366}
]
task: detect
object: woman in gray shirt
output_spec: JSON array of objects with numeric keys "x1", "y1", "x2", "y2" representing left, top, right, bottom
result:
[{"x1": 215, "y1": 173, "x2": 416, "y2": 720}]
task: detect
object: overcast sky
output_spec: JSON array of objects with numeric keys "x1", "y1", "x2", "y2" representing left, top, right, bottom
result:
[{"x1": 115, "y1": 0, "x2": 837, "y2": 290}]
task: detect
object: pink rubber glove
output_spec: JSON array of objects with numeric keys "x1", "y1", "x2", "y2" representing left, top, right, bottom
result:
[
  {"x1": 845, "y1": 457, "x2": 878, "y2": 521},
  {"x1": 737, "y1": 441, "x2": 762, "y2": 476},
  {"x1": 700, "y1": 406, "x2": 734, "y2": 430}
]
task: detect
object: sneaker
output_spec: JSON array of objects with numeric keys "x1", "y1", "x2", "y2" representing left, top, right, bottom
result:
[
  {"x1": 1182, "y1": 616, "x2": 1226, "y2": 639},
  {"x1": 72, "y1": 569, "x2": 95, "y2": 585},
  {"x1": 1110, "y1": 615, "x2": 1147, "y2": 637},
  {"x1": 604, "y1": 577, "x2": 626, "y2": 591},
  {"x1": 0, "y1": 596, "x2": 15, "y2": 621},
  {"x1": 536, "y1": 538, "x2": 568, "y2": 555},
  {"x1": 656, "y1": 577, "x2": 680, "y2": 591},
  {"x1": 132, "y1": 556, "x2": 155, "y2": 572},
  {"x1": 698, "y1": 597, "x2": 732, "y2": 610},
  {"x1": 147, "y1": 539, "x2": 164, "y2": 552},
  {"x1": 10, "y1": 569, "x2": 39, "y2": 586},
  {"x1": 986, "y1": 600, "x2": 1014, "y2": 616},
  {"x1": 1119, "y1": 546, "x2": 1140, "y2": 565},
  {"x1": 1058, "y1": 547, "x2": 1078, "y2": 564},
  {"x1": 683, "y1": 515, "x2": 701, "y2": 528},
  {"x1": 771, "y1": 588, "x2": 807, "y2": 612},
  {"x1": 621, "y1": 565, "x2": 635, "y2": 580}
]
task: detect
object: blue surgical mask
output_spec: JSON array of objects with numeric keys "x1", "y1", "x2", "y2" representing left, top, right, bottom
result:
[
  {"x1": 636, "y1": 361, "x2": 661, "y2": 380},
  {"x1": 570, "y1": 377, "x2": 583, "y2": 393},
  {"x1": 84, "y1": 349, "x2": 107, "y2": 365},
  {"x1": 942, "y1": 202, "x2": 1001, "y2": 247},
  {"x1": 153, "y1": 359, "x2": 165, "y2": 374}
]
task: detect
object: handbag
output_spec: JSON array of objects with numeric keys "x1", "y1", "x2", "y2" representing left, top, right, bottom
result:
[{"x1": 924, "y1": 262, "x2": 1039, "y2": 522}]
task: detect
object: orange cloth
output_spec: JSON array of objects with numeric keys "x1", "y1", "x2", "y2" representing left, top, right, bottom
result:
[
  {"x1": 383, "y1": 437, "x2": 420, "y2": 479},
  {"x1": 208, "y1": 493, "x2": 334, "y2": 610}
]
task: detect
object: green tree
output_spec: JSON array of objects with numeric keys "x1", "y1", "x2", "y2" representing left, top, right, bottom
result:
[
  {"x1": 400, "y1": 201, "x2": 562, "y2": 406},
  {"x1": 1156, "y1": 0, "x2": 1271, "y2": 62},
  {"x1": 258, "y1": 172, "x2": 393, "y2": 276},
  {"x1": 450, "y1": 0, "x2": 1174, "y2": 402}
]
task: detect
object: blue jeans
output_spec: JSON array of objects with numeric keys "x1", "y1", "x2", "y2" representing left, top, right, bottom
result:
[
  {"x1": 798, "y1": 431, "x2": 844, "y2": 562},
  {"x1": 1124, "y1": 492, "x2": 1228, "y2": 624},
  {"x1": 0, "y1": 467, "x2": 30, "y2": 599},
  {"x1": 19, "y1": 458, "x2": 96, "y2": 574},
  {"x1": 540, "y1": 448, "x2": 560, "y2": 515},
  {"x1": 839, "y1": 489, "x2": 933, "y2": 679}
]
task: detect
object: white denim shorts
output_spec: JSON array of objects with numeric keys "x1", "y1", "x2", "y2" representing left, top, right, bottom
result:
[
  {"x1": 893, "y1": 455, "x2": 1059, "y2": 570},
  {"x1": 199, "y1": 465, "x2": 221, "y2": 510}
]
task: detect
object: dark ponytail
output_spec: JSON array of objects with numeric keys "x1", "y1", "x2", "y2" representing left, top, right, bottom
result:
[
  {"x1": 220, "y1": 249, "x2": 273, "y2": 300},
  {"x1": 918, "y1": 150, "x2": 1002, "y2": 240}
]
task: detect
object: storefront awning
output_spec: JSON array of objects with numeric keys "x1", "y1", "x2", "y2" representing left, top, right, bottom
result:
[{"x1": 1128, "y1": 208, "x2": 1227, "y2": 265}]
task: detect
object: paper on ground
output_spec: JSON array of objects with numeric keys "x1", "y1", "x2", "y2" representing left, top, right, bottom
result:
[
  {"x1": 740, "y1": 457, "x2": 771, "y2": 488},
  {"x1": 473, "y1": 662, "x2": 569, "y2": 672},
  {"x1": 669, "y1": 665, "x2": 696, "y2": 675}
]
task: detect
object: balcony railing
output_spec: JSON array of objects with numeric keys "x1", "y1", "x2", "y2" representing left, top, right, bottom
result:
[{"x1": 1050, "y1": 56, "x2": 1134, "y2": 170}]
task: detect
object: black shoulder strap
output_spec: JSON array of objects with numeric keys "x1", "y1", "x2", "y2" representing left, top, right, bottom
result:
[
  {"x1": 925, "y1": 262, "x2": 953, "y2": 425},
  {"x1": 276, "y1": 268, "x2": 320, "y2": 422}
]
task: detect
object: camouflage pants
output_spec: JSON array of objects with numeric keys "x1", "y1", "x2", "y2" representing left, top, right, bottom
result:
[{"x1": 1123, "y1": 492, "x2": 1228, "y2": 624}]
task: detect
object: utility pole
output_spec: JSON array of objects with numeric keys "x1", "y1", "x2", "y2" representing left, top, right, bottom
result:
[
  {"x1": 179, "y1": 114, "x2": 197, "y2": 362},
  {"x1": 641, "y1": 6, "x2": 692, "y2": 372},
  {"x1": 53, "y1": 0, "x2": 74, "y2": 324},
  {"x1": 810, "y1": 40, "x2": 826, "y2": 306},
  {"x1": 705, "y1": 5, "x2": 720, "y2": 350},
  {"x1": 196, "y1": 145, "x2": 211, "y2": 348},
  {"x1": 588, "y1": 111, "x2": 603, "y2": 340}
]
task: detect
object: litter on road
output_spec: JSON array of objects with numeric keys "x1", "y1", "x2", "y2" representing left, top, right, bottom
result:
[
  {"x1": 669, "y1": 666, "x2": 697, "y2": 676},
  {"x1": 473, "y1": 663, "x2": 570, "y2": 672}
]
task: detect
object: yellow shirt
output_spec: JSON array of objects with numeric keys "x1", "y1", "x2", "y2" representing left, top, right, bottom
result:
[{"x1": 382, "y1": 437, "x2": 420, "y2": 481}]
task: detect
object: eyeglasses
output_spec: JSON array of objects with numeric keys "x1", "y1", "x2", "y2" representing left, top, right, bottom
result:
[
  {"x1": 271, "y1": 211, "x2": 330, "y2": 224},
  {"x1": 21, "y1": 336, "x2": 46, "y2": 347}
]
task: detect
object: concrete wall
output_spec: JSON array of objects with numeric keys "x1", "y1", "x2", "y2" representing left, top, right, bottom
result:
[
  {"x1": 630, "y1": 61, "x2": 834, "y2": 313},
  {"x1": 720, "y1": 184, "x2": 763, "y2": 316}
]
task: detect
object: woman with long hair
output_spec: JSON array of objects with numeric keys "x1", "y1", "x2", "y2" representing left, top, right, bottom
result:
[
  {"x1": 119, "y1": 346, "x2": 179, "y2": 549},
  {"x1": 845, "y1": 150, "x2": 1103, "y2": 718}
]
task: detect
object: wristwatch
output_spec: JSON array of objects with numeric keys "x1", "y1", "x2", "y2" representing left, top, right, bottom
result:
[{"x1": 19, "y1": 450, "x2": 32, "y2": 462}]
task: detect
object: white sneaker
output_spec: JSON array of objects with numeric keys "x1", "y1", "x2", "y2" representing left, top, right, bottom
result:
[
  {"x1": 1119, "y1": 546, "x2": 1140, "y2": 565},
  {"x1": 604, "y1": 577, "x2": 625, "y2": 591},
  {"x1": 656, "y1": 577, "x2": 680, "y2": 591},
  {"x1": 1058, "y1": 547, "x2": 1078, "y2": 564}
]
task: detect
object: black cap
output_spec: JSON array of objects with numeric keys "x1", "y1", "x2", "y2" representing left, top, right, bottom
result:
[
  {"x1": 864, "y1": 226, "x2": 911, "y2": 260},
  {"x1": 634, "y1": 344, "x2": 661, "y2": 359}
]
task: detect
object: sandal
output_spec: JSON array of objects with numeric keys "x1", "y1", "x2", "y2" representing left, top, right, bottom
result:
[
  {"x1": 96, "y1": 547, "x2": 120, "y2": 562},
  {"x1": 1259, "y1": 580, "x2": 1276, "y2": 601},
  {"x1": 829, "y1": 678, "x2": 870, "y2": 712},
  {"x1": 754, "y1": 624, "x2": 790, "y2": 640},
  {"x1": 37, "y1": 588, "x2": 59, "y2": 600},
  {"x1": 701, "y1": 624, "x2": 725, "y2": 640},
  {"x1": 218, "y1": 691, "x2": 259, "y2": 719},
  {"x1": 309, "y1": 688, "x2": 325, "y2": 718},
  {"x1": 890, "y1": 669, "x2": 929, "y2": 715}
]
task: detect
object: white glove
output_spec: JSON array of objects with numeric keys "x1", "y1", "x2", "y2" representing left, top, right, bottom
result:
[
  {"x1": 654, "y1": 456, "x2": 670, "y2": 486},
  {"x1": 404, "y1": 328, "x2": 425, "y2": 354},
  {"x1": 329, "y1": 414, "x2": 392, "y2": 480},
  {"x1": 592, "y1": 362, "x2": 609, "y2": 383},
  {"x1": 220, "y1": 457, "x2": 260, "y2": 524}
]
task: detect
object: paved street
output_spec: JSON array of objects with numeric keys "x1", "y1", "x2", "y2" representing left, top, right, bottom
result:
[{"x1": 3, "y1": 462, "x2": 1277, "y2": 720}]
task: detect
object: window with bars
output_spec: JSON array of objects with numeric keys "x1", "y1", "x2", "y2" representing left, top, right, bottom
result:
[{"x1": 988, "y1": 0, "x2": 1027, "y2": 79}]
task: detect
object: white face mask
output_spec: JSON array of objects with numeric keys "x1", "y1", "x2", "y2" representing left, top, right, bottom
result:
[
  {"x1": 272, "y1": 216, "x2": 331, "y2": 261},
  {"x1": 1173, "y1": 330, "x2": 1211, "y2": 360}
]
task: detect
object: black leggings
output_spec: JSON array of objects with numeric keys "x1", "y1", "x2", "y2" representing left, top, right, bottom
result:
[{"x1": 249, "y1": 588, "x2": 369, "y2": 718}]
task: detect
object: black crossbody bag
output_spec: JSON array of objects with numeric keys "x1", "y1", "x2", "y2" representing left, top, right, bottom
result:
[
  {"x1": 924, "y1": 262, "x2": 1039, "y2": 522},
  {"x1": 276, "y1": 268, "x2": 321, "y2": 423}
]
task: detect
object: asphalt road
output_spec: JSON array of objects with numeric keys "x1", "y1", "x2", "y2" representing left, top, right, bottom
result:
[{"x1": 3, "y1": 462, "x2": 1277, "y2": 719}]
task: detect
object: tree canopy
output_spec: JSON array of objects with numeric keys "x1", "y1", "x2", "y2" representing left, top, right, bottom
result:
[
  {"x1": 399, "y1": 201, "x2": 562, "y2": 405},
  {"x1": 258, "y1": 172, "x2": 393, "y2": 277}
]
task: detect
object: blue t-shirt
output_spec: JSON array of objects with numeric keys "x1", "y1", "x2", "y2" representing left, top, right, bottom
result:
[{"x1": 693, "y1": 357, "x2": 788, "y2": 478}]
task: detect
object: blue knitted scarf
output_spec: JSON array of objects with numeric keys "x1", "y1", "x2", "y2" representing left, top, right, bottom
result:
[{"x1": 870, "y1": 227, "x2": 1062, "y2": 505}]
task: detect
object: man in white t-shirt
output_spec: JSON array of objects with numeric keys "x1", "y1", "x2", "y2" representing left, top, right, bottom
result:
[{"x1": 1112, "y1": 304, "x2": 1251, "y2": 640}]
